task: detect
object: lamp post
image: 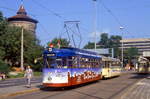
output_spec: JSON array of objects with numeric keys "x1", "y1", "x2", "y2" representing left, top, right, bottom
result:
[
  {"x1": 21, "y1": 27, "x2": 24, "y2": 71},
  {"x1": 120, "y1": 26, "x2": 124, "y2": 68},
  {"x1": 93, "y1": 0, "x2": 97, "y2": 51}
]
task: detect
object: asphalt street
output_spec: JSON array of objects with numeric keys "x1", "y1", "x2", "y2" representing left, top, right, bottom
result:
[{"x1": 2, "y1": 73, "x2": 148, "y2": 99}]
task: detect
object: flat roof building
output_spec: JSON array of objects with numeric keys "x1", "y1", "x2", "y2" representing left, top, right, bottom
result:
[{"x1": 120, "y1": 38, "x2": 150, "y2": 54}]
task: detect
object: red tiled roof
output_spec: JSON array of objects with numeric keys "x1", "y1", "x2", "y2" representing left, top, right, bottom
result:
[{"x1": 8, "y1": 5, "x2": 38, "y2": 23}]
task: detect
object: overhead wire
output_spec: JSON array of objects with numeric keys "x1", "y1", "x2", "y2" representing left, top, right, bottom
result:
[
  {"x1": 31, "y1": 0, "x2": 66, "y2": 20},
  {"x1": 98, "y1": 0, "x2": 135, "y2": 38}
]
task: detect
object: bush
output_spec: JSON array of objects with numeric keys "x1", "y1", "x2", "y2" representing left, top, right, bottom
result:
[
  {"x1": 8, "y1": 72, "x2": 24, "y2": 78},
  {"x1": 0, "y1": 60, "x2": 10, "y2": 74}
]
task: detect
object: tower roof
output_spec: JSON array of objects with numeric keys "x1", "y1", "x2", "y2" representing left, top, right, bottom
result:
[
  {"x1": 17, "y1": 5, "x2": 27, "y2": 15},
  {"x1": 8, "y1": 5, "x2": 38, "y2": 23}
]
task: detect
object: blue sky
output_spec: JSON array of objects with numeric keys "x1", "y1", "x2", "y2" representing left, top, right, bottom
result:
[{"x1": 0, "y1": 0, "x2": 150, "y2": 48}]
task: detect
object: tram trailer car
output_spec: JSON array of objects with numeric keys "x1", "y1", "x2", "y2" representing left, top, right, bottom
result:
[
  {"x1": 137, "y1": 57, "x2": 150, "y2": 74},
  {"x1": 42, "y1": 47, "x2": 102, "y2": 87},
  {"x1": 101, "y1": 57, "x2": 121, "y2": 79}
]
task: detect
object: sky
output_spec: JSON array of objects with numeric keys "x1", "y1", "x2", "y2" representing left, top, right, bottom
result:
[{"x1": 0, "y1": 0, "x2": 150, "y2": 48}]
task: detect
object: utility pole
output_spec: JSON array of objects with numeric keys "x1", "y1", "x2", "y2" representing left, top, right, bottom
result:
[
  {"x1": 21, "y1": 27, "x2": 24, "y2": 71},
  {"x1": 120, "y1": 26, "x2": 124, "y2": 68},
  {"x1": 93, "y1": 0, "x2": 97, "y2": 51},
  {"x1": 111, "y1": 48, "x2": 114, "y2": 58}
]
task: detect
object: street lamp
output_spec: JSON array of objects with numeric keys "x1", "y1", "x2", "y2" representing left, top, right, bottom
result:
[
  {"x1": 120, "y1": 26, "x2": 124, "y2": 68},
  {"x1": 93, "y1": 0, "x2": 97, "y2": 51}
]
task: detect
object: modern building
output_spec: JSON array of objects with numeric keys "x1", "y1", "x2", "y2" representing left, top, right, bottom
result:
[
  {"x1": 7, "y1": 5, "x2": 38, "y2": 34},
  {"x1": 120, "y1": 38, "x2": 150, "y2": 54}
]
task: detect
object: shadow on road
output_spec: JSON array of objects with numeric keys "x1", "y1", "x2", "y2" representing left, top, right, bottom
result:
[
  {"x1": 101, "y1": 75, "x2": 120, "y2": 80},
  {"x1": 129, "y1": 73, "x2": 149, "y2": 79},
  {"x1": 39, "y1": 80, "x2": 99, "y2": 91}
]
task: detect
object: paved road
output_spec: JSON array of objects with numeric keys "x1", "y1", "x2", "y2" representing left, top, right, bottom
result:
[
  {"x1": 121, "y1": 76, "x2": 150, "y2": 99},
  {"x1": 0, "y1": 77, "x2": 42, "y2": 88},
  {"x1": 3, "y1": 73, "x2": 148, "y2": 99}
]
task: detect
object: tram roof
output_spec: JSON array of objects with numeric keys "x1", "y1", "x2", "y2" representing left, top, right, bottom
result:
[{"x1": 43, "y1": 47, "x2": 101, "y2": 59}]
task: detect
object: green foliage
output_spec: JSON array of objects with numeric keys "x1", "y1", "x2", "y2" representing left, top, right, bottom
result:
[
  {"x1": 109, "y1": 35, "x2": 122, "y2": 58},
  {"x1": 0, "y1": 60, "x2": 10, "y2": 74},
  {"x1": 34, "y1": 72, "x2": 42, "y2": 76},
  {"x1": 84, "y1": 33, "x2": 122, "y2": 58},
  {"x1": 0, "y1": 11, "x2": 44, "y2": 71},
  {"x1": 47, "y1": 38, "x2": 69, "y2": 48},
  {"x1": 84, "y1": 42, "x2": 95, "y2": 49},
  {"x1": 125, "y1": 47, "x2": 138, "y2": 61},
  {"x1": 98, "y1": 33, "x2": 109, "y2": 48},
  {"x1": 8, "y1": 72, "x2": 24, "y2": 78},
  {"x1": 7, "y1": 72, "x2": 42, "y2": 78}
]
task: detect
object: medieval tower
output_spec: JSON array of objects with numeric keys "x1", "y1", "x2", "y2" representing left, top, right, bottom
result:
[{"x1": 7, "y1": 5, "x2": 38, "y2": 34}]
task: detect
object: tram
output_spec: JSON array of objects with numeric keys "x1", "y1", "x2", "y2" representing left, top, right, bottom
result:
[
  {"x1": 101, "y1": 57, "x2": 121, "y2": 79},
  {"x1": 42, "y1": 47, "x2": 102, "y2": 87},
  {"x1": 137, "y1": 56, "x2": 150, "y2": 74}
]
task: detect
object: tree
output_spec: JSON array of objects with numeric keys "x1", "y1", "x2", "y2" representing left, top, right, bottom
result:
[
  {"x1": 83, "y1": 42, "x2": 95, "y2": 49},
  {"x1": 0, "y1": 11, "x2": 43, "y2": 71},
  {"x1": 109, "y1": 35, "x2": 122, "y2": 58},
  {"x1": 98, "y1": 33, "x2": 109, "y2": 48},
  {"x1": 124, "y1": 47, "x2": 138, "y2": 64},
  {"x1": 47, "y1": 38, "x2": 69, "y2": 48},
  {"x1": 0, "y1": 60, "x2": 10, "y2": 74},
  {"x1": 83, "y1": 33, "x2": 122, "y2": 58}
]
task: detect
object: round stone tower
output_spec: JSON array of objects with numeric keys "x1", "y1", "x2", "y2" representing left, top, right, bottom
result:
[{"x1": 8, "y1": 5, "x2": 38, "y2": 34}]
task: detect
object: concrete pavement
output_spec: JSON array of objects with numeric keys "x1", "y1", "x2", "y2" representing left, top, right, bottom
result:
[
  {"x1": 0, "y1": 82, "x2": 41, "y2": 99},
  {"x1": 0, "y1": 77, "x2": 42, "y2": 99},
  {"x1": 120, "y1": 74, "x2": 150, "y2": 99}
]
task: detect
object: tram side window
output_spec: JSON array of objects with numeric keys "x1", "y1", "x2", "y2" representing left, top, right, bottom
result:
[
  {"x1": 111, "y1": 61, "x2": 117, "y2": 67},
  {"x1": 105, "y1": 61, "x2": 109, "y2": 68},
  {"x1": 80, "y1": 58, "x2": 85, "y2": 68},
  {"x1": 72, "y1": 56, "x2": 78, "y2": 68},
  {"x1": 95, "y1": 59, "x2": 100, "y2": 68},
  {"x1": 68, "y1": 56, "x2": 73, "y2": 68},
  {"x1": 80, "y1": 57, "x2": 89, "y2": 68},
  {"x1": 62, "y1": 58, "x2": 68, "y2": 68},
  {"x1": 56, "y1": 58, "x2": 62, "y2": 68}
]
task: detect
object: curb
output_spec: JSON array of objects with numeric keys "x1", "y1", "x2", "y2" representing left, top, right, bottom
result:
[
  {"x1": 0, "y1": 88, "x2": 40, "y2": 99},
  {"x1": 6, "y1": 76, "x2": 41, "y2": 80}
]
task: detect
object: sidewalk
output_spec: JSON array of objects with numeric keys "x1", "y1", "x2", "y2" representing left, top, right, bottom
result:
[
  {"x1": 0, "y1": 82, "x2": 42, "y2": 99},
  {"x1": 121, "y1": 75, "x2": 150, "y2": 99}
]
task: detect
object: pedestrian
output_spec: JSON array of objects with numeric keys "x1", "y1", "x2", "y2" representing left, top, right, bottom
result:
[
  {"x1": 0, "y1": 72, "x2": 6, "y2": 80},
  {"x1": 24, "y1": 65, "x2": 33, "y2": 88}
]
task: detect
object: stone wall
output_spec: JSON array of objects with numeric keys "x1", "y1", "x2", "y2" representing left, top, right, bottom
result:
[{"x1": 9, "y1": 21, "x2": 36, "y2": 33}]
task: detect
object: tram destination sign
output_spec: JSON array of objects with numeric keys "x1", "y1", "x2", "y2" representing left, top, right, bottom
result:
[{"x1": 47, "y1": 53, "x2": 55, "y2": 56}]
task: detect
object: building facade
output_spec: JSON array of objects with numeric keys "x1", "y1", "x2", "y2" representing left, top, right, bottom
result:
[
  {"x1": 7, "y1": 5, "x2": 38, "y2": 34},
  {"x1": 120, "y1": 38, "x2": 150, "y2": 54}
]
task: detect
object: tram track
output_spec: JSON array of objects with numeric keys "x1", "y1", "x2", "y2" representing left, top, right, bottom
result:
[{"x1": 5, "y1": 72, "x2": 147, "y2": 99}]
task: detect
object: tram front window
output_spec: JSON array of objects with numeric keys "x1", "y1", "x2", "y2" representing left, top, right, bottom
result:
[
  {"x1": 45, "y1": 57, "x2": 57, "y2": 68},
  {"x1": 45, "y1": 57, "x2": 68, "y2": 68}
]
